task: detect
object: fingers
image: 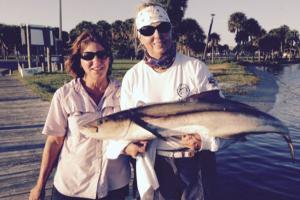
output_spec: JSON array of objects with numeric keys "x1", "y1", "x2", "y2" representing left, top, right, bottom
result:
[
  {"x1": 193, "y1": 142, "x2": 201, "y2": 151},
  {"x1": 123, "y1": 141, "x2": 149, "y2": 158},
  {"x1": 134, "y1": 140, "x2": 148, "y2": 152},
  {"x1": 181, "y1": 134, "x2": 201, "y2": 150},
  {"x1": 29, "y1": 186, "x2": 42, "y2": 200},
  {"x1": 192, "y1": 133, "x2": 201, "y2": 141}
]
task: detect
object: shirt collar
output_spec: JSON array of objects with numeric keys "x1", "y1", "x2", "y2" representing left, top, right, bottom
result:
[{"x1": 73, "y1": 78, "x2": 120, "y2": 108}]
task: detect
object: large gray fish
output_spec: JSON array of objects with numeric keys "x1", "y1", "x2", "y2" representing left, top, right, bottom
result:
[{"x1": 80, "y1": 90, "x2": 295, "y2": 160}]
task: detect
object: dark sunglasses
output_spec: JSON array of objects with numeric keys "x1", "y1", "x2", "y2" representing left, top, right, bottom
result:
[
  {"x1": 138, "y1": 22, "x2": 171, "y2": 36},
  {"x1": 81, "y1": 50, "x2": 109, "y2": 61}
]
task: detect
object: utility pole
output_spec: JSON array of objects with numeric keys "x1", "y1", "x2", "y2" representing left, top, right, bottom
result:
[
  {"x1": 59, "y1": 0, "x2": 62, "y2": 40},
  {"x1": 26, "y1": 25, "x2": 31, "y2": 68},
  {"x1": 58, "y1": 0, "x2": 64, "y2": 71},
  {"x1": 202, "y1": 14, "x2": 215, "y2": 62}
]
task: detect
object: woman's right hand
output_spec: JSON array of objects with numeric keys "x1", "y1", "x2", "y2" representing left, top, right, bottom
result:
[
  {"x1": 29, "y1": 185, "x2": 43, "y2": 200},
  {"x1": 123, "y1": 141, "x2": 148, "y2": 158},
  {"x1": 29, "y1": 135, "x2": 64, "y2": 200}
]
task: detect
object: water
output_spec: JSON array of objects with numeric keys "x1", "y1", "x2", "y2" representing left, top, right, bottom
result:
[{"x1": 215, "y1": 64, "x2": 300, "y2": 200}]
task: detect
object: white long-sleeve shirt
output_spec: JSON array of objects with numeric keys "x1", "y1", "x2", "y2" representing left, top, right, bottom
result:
[
  {"x1": 108, "y1": 53, "x2": 221, "y2": 199},
  {"x1": 121, "y1": 53, "x2": 220, "y2": 151}
]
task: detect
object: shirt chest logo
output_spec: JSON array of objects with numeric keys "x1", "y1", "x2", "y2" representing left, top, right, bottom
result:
[{"x1": 177, "y1": 83, "x2": 190, "y2": 99}]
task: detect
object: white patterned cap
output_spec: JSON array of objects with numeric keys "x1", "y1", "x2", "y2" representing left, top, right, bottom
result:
[{"x1": 135, "y1": 5, "x2": 171, "y2": 30}]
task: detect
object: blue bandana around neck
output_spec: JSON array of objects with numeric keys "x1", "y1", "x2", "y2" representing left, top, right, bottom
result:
[{"x1": 144, "y1": 43, "x2": 176, "y2": 69}]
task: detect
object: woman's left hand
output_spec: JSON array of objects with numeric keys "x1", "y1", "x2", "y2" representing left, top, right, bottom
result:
[
  {"x1": 123, "y1": 141, "x2": 148, "y2": 158},
  {"x1": 181, "y1": 134, "x2": 201, "y2": 150}
]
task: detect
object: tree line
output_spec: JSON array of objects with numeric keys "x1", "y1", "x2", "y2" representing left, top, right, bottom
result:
[
  {"x1": 1, "y1": 0, "x2": 299, "y2": 61},
  {"x1": 228, "y1": 12, "x2": 300, "y2": 60}
]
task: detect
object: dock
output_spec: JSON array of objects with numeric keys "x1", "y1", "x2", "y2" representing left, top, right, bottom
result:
[{"x1": 0, "y1": 74, "x2": 52, "y2": 199}]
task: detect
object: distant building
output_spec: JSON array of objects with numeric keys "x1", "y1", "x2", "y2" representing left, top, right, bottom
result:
[{"x1": 0, "y1": 38, "x2": 8, "y2": 59}]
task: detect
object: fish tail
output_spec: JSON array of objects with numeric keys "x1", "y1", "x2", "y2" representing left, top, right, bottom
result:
[{"x1": 282, "y1": 134, "x2": 295, "y2": 162}]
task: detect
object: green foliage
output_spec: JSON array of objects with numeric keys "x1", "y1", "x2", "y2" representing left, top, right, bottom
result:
[
  {"x1": 177, "y1": 18, "x2": 206, "y2": 54},
  {"x1": 2, "y1": 1, "x2": 299, "y2": 61},
  {"x1": 111, "y1": 19, "x2": 135, "y2": 59},
  {"x1": 18, "y1": 72, "x2": 72, "y2": 101},
  {"x1": 151, "y1": 0, "x2": 188, "y2": 33},
  {"x1": 244, "y1": 18, "x2": 262, "y2": 38},
  {"x1": 258, "y1": 34, "x2": 280, "y2": 52},
  {"x1": 0, "y1": 24, "x2": 21, "y2": 55},
  {"x1": 69, "y1": 21, "x2": 98, "y2": 42},
  {"x1": 17, "y1": 60, "x2": 139, "y2": 100},
  {"x1": 96, "y1": 20, "x2": 112, "y2": 46},
  {"x1": 17, "y1": 60, "x2": 258, "y2": 101},
  {"x1": 228, "y1": 12, "x2": 247, "y2": 34}
]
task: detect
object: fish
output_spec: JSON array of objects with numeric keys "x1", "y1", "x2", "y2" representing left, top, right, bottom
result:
[{"x1": 80, "y1": 90, "x2": 295, "y2": 160}]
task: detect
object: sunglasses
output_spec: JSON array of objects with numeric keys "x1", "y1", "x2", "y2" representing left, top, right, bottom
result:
[
  {"x1": 138, "y1": 22, "x2": 171, "y2": 36},
  {"x1": 81, "y1": 50, "x2": 109, "y2": 61}
]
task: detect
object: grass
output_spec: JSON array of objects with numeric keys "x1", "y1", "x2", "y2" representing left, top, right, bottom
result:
[
  {"x1": 16, "y1": 72, "x2": 72, "y2": 101},
  {"x1": 15, "y1": 60, "x2": 258, "y2": 101},
  {"x1": 112, "y1": 59, "x2": 139, "y2": 69},
  {"x1": 209, "y1": 63, "x2": 259, "y2": 95}
]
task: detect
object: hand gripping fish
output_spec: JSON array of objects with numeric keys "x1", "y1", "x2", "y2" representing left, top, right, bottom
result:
[{"x1": 80, "y1": 90, "x2": 295, "y2": 160}]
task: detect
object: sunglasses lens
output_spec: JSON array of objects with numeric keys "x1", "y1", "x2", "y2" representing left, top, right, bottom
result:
[
  {"x1": 139, "y1": 22, "x2": 171, "y2": 36},
  {"x1": 139, "y1": 26, "x2": 155, "y2": 36},
  {"x1": 157, "y1": 22, "x2": 171, "y2": 33},
  {"x1": 81, "y1": 52, "x2": 95, "y2": 60},
  {"x1": 81, "y1": 51, "x2": 108, "y2": 61},
  {"x1": 96, "y1": 51, "x2": 108, "y2": 59}
]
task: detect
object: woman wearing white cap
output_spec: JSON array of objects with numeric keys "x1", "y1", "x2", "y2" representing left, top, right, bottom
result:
[{"x1": 113, "y1": 2, "x2": 220, "y2": 200}]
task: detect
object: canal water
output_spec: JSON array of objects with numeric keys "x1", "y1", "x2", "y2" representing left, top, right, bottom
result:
[{"x1": 215, "y1": 64, "x2": 300, "y2": 200}]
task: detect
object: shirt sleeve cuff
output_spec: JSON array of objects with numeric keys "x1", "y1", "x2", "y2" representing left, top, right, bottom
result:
[
  {"x1": 106, "y1": 140, "x2": 131, "y2": 159},
  {"x1": 200, "y1": 134, "x2": 219, "y2": 152}
]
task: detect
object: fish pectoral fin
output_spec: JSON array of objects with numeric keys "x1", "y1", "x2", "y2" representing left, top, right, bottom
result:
[{"x1": 131, "y1": 117, "x2": 166, "y2": 140}]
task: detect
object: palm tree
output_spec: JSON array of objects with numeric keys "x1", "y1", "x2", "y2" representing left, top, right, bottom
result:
[
  {"x1": 258, "y1": 34, "x2": 280, "y2": 60},
  {"x1": 286, "y1": 30, "x2": 300, "y2": 47},
  {"x1": 269, "y1": 25, "x2": 290, "y2": 54},
  {"x1": 228, "y1": 12, "x2": 247, "y2": 36},
  {"x1": 177, "y1": 18, "x2": 206, "y2": 56},
  {"x1": 209, "y1": 32, "x2": 220, "y2": 62},
  {"x1": 243, "y1": 18, "x2": 262, "y2": 46},
  {"x1": 219, "y1": 44, "x2": 230, "y2": 55},
  {"x1": 123, "y1": 18, "x2": 136, "y2": 59},
  {"x1": 242, "y1": 18, "x2": 264, "y2": 60},
  {"x1": 69, "y1": 21, "x2": 98, "y2": 42},
  {"x1": 111, "y1": 20, "x2": 135, "y2": 59},
  {"x1": 228, "y1": 12, "x2": 247, "y2": 57},
  {"x1": 151, "y1": 0, "x2": 188, "y2": 40},
  {"x1": 96, "y1": 20, "x2": 112, "y2": 45},
  {"x1": 286, "y1": 30, "x2": 300, "y2": 59}
]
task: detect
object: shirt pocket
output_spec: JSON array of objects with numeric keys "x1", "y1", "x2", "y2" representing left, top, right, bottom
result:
[{"x1": 67, "y1": 111, "x2": 99, "y2": 151}]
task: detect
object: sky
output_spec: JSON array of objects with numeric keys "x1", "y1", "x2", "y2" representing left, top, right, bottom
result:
[{"x1": 1, "y1": 0, "x2": 300, "y2": 47}]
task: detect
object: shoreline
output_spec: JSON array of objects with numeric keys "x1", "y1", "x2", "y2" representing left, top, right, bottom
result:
[
  {"x1": 229, "y1": 66, "x2": 278, "y2": 112},
  {"x1": 16, "y1": 61, "x2": 279, "y2": 109}
]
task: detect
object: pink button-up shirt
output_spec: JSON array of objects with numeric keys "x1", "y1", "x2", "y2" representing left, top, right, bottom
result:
[{"x1": 42, "y1": 78, "x2": 131, "y2": 199}]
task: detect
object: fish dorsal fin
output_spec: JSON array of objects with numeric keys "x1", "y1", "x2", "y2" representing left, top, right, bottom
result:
[{"x1": 186, "y1": 90, "x2": 223, "y2": 102}]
